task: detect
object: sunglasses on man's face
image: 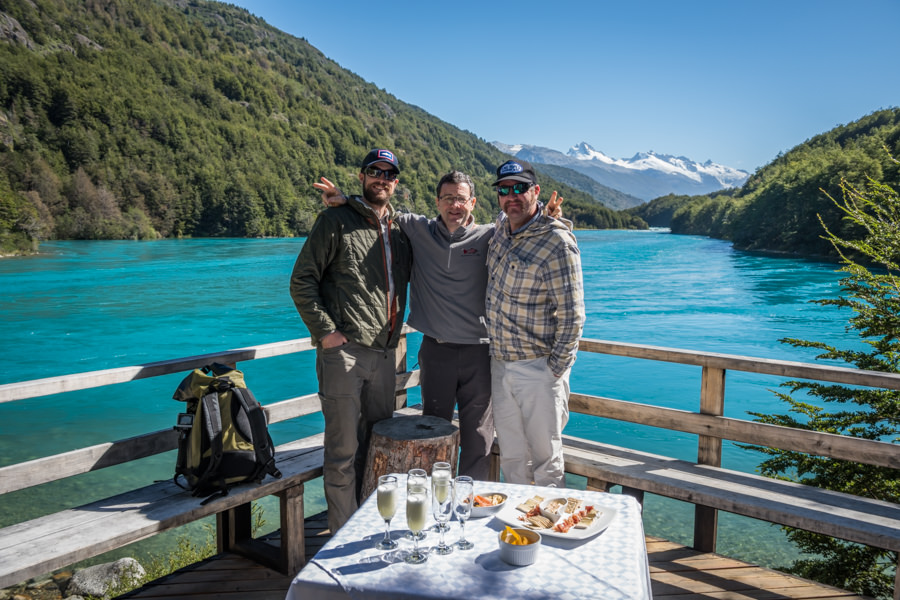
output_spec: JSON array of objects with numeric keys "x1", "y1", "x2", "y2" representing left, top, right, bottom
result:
[
  {"x1": 363, "y1": 167, "x2": 398, "y2": 181},
  {"x1": 495, "y1": 183, "x2": 533, "y2": 196}
]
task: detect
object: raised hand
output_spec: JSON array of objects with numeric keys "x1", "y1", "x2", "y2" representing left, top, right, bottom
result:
[
  {"x1": 313, "y1": 177, "x2": 347, "y2": 207},
  {"x1": 545, "y1": 191, "x2": 564, "y2": 219}
]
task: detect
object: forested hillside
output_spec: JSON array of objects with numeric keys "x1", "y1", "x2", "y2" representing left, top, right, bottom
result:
[
  {"x1": 629, "y1": 109, "x2": 900, "y2": 257},
  {"x1": 530, "y1": 162, "x2": 644, "y2": 211},
  {"x1": 0, "y1": 0, "x2": 646, "y2": 254}
]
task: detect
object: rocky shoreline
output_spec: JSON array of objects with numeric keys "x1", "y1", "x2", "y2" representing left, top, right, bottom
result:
[{"x1": 1, "y1": 558, "x2": 145, "y2": 600}]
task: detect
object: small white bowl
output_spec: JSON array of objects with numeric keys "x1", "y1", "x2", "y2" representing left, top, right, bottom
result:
[
  {"x1": 498, "y1": 528, "x2": 541, "y2": 566},
  {"x1": 470, "y1": 492, "x2": 507, "y2": 518}
]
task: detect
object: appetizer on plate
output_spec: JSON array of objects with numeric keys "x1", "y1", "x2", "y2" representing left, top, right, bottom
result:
[
  {"x1": 470, "y1": 491, "x2": 508, "y2": 518},
  {"x1": 514, "y1": 495, "x2": 600, "y2": 534}
]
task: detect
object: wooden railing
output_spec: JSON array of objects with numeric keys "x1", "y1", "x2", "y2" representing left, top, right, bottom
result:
[
  {"x1": 1, "y1": 330, "x2": 897, "y2": 589},
  {"x1": 574, "y1": 339, "x2": 900, "y2": 552}
]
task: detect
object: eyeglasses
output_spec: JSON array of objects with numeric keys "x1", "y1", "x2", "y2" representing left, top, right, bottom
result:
[
  {"x1": 495, "y1": 183, "x2": 533, "y2": 196},
  {"x1": 363, "y1": 167, "x2": 398, "y2": 181},
  {"x1": 439, "y1": 195, "x2": 471, "y2": 205}
]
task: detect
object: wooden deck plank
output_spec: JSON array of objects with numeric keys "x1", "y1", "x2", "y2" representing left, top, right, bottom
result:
[
  {"x1": 645, "y1": 537, "x2": 864, "y2": 600},
  {"x1": 115, "y1": 526, "x2": 868, "y2": 600}
]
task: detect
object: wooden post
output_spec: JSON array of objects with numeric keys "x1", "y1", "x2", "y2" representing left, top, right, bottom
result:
[
  {"x1": 280, "y1": 484, "x2": 305, "y2": 575},
  {"x1": 218, "y1": 502, "x2": 284, "y2": 573},
  {"x1": 394, "y1": 332, "x2": 408, "y2": 410},
  {"x1": 586, "y1": 477, "x2": 611, "y2": 492},
  {"x1": 217, "y1": 503, "x2": 252, "y2": 555},
  {"x1": 894, "y1": 554, "x2": 899, "y2": 600},
  {"x1": 694, "y1": 365, "x2": 725, "y2": 553},
  {"x1": 622, "y1": 486, "x2": 645, "y2": 507},
  {"x1": 361, "y1": 415, "x2": 459, "y2": 498}
]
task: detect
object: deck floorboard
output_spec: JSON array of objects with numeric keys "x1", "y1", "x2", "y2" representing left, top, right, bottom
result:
[{"x1": 116, "y1": 518, "x2": 867, "y2": 600}]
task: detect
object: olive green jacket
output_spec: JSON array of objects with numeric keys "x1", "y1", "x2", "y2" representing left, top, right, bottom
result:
[{"x1": 290, "y1": 196, "x2": 412, "y2": 350}]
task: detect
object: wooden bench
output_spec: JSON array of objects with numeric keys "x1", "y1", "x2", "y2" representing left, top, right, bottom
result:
[
  {"x1": 561, "y1": 435, "x2": 900, "y2": 554},
  {"x1": 0, "y1": 434, "x2": 324, "y2": 590},
  {"x1": 0, "y1": 333, "x2": 417, "y2": 593}
]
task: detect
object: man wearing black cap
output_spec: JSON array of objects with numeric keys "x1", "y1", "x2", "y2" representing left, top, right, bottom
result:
[
  {"x1": 485, "y1": 159, "x2": 585, "y2": 487},
  {"x1": 290, "y1": 149, "x2": 412, "y2": 532}
]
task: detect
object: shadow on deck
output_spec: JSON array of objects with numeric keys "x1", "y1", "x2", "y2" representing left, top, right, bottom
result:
[{"x1": 115, "y1": 513, "x2": 866, "y2": 600}]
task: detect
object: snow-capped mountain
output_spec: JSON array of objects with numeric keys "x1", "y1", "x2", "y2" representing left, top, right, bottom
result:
[{"x1": 493, "y1": 141, "x2": 750, "y2": 201}]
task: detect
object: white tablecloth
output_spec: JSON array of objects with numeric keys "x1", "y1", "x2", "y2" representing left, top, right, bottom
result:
[{"x1": 285, "y1": 479, "x2": 652, "y2": 600}]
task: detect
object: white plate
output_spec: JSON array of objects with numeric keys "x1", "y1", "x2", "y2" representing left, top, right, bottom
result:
[{"x1": 494, "y1": 496, "x2": 617, "y2": 540}]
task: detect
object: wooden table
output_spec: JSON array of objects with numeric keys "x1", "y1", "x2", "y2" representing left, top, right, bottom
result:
[{"x1": 284, "y1": 479, "x2": 652, "y2": 600}]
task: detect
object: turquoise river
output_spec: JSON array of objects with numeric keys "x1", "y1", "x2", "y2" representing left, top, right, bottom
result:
[{"x1": 0, "y1": 230, "x2": 864, "y2": 571}]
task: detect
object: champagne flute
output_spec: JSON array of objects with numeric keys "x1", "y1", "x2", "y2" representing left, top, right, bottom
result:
[
  {"x1": 404, "y1": 480, "x2": 429, "y2": 564},
  {"x1": 431, "y1": 462, "x2": 452, "y2": 533},
  {"x1": 453, "y1": 475, "x2": 474, "y2": 550},
  {"x1": 375, "y1": 474, "x2": 398, "y2": 550},
  {"x1": 406, "y1": 468, "x2": 428, "y2": 541},
  {"x1": 431, "y1": 478, "x2": 453, "y2": 555}
]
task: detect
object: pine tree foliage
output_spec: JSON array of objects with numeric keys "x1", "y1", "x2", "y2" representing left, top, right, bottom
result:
[
  {"x1": 746, "y1": 162, "x2": 900, "y2": 599},
  {"x1": 0, "y1": 0, "x2": 646, "y2": 254}
]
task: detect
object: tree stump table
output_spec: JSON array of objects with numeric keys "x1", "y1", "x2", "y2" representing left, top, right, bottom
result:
[{"x1": 360, "y1": 415, "x2": 459, "y2": 499}]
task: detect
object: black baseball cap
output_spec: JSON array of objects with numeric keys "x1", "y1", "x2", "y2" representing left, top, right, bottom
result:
[
  {"x1": 361, "y1": 149, "x2": 400, "y2": 173},
  {"x1": 492, "y1": 159, "x2": 537, "y2": 186}
]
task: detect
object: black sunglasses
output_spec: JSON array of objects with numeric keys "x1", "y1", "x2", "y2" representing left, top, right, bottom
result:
[
  {"x1": 363, "y1": 167, "x2": 398, "y2": 181},
  {"x1": 495, "y1": 183, "x2": 533, "y2": 196}
]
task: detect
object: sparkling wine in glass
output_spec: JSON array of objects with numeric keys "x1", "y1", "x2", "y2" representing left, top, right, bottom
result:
[
  {"x1": 431, "y1": 462, "x2": 452, "y2": 533},
  {"x1": 406, "y1": 468, "x2": 428, "y2": 541},
  {"x1": 453, "y1": 475, "x2": 474, "y2": 550},
  {"x1": 404, "y1": 482, "x2": 429, "y2": 564},
  {"x1": 375, "y1": 474, "x2": 398, "y2": 550},
  {"x1": 431, "y1": 478, "x2": 453, "y2": 555}
]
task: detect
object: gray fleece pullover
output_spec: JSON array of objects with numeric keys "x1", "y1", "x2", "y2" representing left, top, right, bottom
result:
[{"x1": 396, "y1": 213, "x2": 494, "y2": 345}]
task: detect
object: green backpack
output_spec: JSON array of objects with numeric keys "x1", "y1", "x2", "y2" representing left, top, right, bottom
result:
[{"x1": 173, "y1": 364, "x2": 281, "y2": 502}]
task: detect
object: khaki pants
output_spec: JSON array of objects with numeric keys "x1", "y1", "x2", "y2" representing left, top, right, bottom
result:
[
  {"x1": 490, "y1": 356, "x2": 570, "y2": 487},
  {"x1": 316, "y1": 342, "x2": 396, "y2": 532}
]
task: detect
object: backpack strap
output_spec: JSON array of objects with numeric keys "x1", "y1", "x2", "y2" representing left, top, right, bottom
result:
[
  {"x1": 190, "y1": 388, "x2": 226, "y2": 496},
  {"x1": 173, "y1": 428, "x2": 191, "y2": 489},
  {"x1": 231, "y1": 386, "x2": 282, "y2": 481}
]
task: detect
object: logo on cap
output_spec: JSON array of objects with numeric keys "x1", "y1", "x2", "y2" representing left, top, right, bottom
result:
[
  {"x1": 499, "y1": 162, "x2": 524, "y2": 176},
  {"x1": 376, "y1": 150, "x2": 395, "y2": 162}
]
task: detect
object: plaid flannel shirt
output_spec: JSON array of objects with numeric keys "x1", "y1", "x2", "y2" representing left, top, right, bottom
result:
[{"x1": 485, "y1": 212, "x2": 585, "y2": 375}]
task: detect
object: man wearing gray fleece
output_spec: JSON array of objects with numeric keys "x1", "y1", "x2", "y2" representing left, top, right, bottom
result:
[
  {"x1": 315, "y1": 171, "x2": 562, "y2": 480},
  {"x1": 399, "y1": 171, "x2": 496, "y2": 480}
]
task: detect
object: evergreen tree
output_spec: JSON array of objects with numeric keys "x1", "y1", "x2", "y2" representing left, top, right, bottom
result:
[
  {"x1": 747, "y1": 161, "x2": 900, "y2": 599},
  {"x1": 0, "y1": 0, "x2": 645, "y2": 252}
]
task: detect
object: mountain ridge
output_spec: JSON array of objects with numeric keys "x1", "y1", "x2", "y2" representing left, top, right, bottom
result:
[
  {"x1": 0, "y1": 0, "x2": 647, "y2": 254},
  {"x1": 493, "y1": 141, "x2": 749, "y2": 202}
]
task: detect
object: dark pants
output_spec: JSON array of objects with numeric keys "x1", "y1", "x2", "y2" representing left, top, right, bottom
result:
[
  {"x1": 418, "y1": 335, "x2": 493, "y2": 480},
  {"x1": 316, "y1": 341, "x2": 396, "y2": 533}
]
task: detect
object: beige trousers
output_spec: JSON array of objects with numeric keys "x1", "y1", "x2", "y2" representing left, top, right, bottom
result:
[{"x1": 490, "y1": 356, "x2": 570, "y2": 487}]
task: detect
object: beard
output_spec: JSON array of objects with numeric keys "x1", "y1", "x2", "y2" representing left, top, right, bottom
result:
[{"x1": 363, "y1": 185, "x2": 391, "y2": 207}]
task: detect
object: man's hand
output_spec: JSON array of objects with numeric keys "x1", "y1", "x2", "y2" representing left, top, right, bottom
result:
[
  {"x1": 313, "y1": 177, "x2": 347, "y2": 207},
  {"x1": 545, "y1": 191, "x2": 564, "y2": 219},
  {"x1": 320, "y1": 330, "x2": 348, "y2": 349}
]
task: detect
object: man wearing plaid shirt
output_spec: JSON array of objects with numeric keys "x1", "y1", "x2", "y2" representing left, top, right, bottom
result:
[{"x1": 485, "y1": 159, "x2": 586, "y2": 487}]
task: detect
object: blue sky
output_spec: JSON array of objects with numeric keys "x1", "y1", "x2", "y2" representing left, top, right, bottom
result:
[{"x1": 229, "y1": 0, "x2": 899, "y2": 172}]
